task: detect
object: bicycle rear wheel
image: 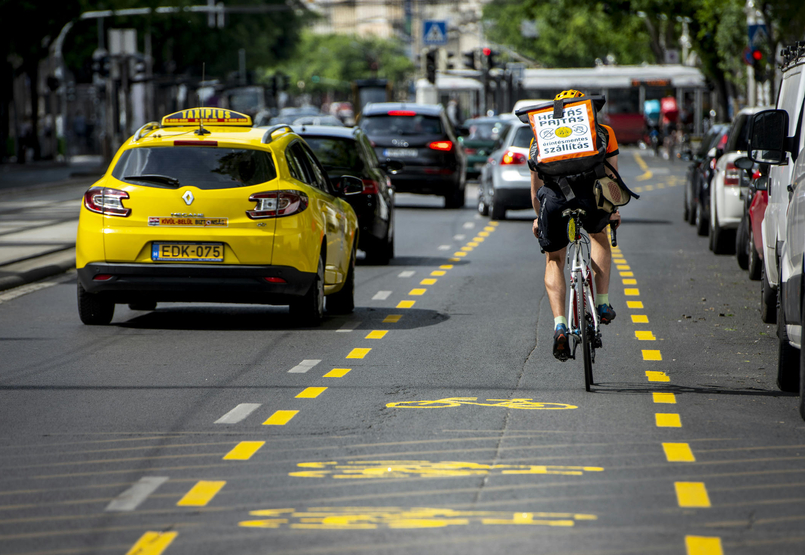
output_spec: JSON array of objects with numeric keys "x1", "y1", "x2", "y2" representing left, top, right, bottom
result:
[{"x1": 577, "y1": 278, "x2": 593, "y2": 391}]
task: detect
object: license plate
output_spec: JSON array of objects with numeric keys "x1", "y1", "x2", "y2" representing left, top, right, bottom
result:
[
  {"x1": 152, "y1": 242, "x2": 224, "y2": 262},
  {"x1": 383, "y1": 148, "x2": 418, "y2": 158}
]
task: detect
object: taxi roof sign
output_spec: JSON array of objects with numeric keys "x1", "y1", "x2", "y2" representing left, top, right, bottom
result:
[{"x1": 161, "y1": 108, "x2": 252, "y2": 127}]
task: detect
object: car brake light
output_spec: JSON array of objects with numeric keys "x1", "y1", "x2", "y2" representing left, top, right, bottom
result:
[
  {"x1": 464, "y1": 147, "x2": 477, "y2": 155},
  {"x1": 752, "y1": 170, "x2": 761, "y2": 180},
  {"x1": 428, "y1": 140, "x2": 453, "y2": 152},
  {"x1": 710, "y1": 158, "x2": 717, "y2": 170},
  {"x1": 93, "y1": 274, "x2": 113, "y2": 281},
  {"x1": 725, "y1": 162, "x2": 740, "y2": 186},
  {"x1": 263, "y1": 277, "x2": 287, "y2": 284},
  {"x1": 501, "y1": 150, "x2": 527, "y2": 165},
  {"x1": 388, "y1": 110, "x2": 416, "y2": 116},
  {"x1": 83, "y1": 187, "x2": 131, "y2": 217},
  {"x1": 247, "y1": 190, "x2": 308, "y2": 219},
  {"x1": 361, "y1": 179, "x2": 379, "y2": 195}
]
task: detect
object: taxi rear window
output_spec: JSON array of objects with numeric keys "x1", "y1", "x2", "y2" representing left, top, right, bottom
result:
[{"x1": 112, "y1": 147, "x2": 276, "y2": 189}]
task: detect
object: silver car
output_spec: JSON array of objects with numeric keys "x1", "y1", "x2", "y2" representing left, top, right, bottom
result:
[{"x1": 478, "y1": 122, "x2": 534, "y2": 220}]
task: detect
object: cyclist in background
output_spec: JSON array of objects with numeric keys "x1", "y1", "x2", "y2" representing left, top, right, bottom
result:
[{"x1": 529, "y1": 90, "x2": 621, "y2": 361}]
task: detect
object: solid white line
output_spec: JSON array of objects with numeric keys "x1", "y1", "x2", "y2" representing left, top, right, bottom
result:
[
  {"x1": 336, "y1": 321, "x2": 358, "y2": 332},
  {"x1": 288, "y1": 359, "x2": 322, "y2": 373},
  {"x1": 372, "y1": 291, "x2": 392, "y2": 300},
  {"x1": 462, "y1": 222, "x2": 475, "y2": 229},
  {"x1": 215, "y1": 403, "x2": 262, "y2": 424},
  {"x1": 398, "y1": 271, "x2": 415, "y2": 278},
  {"x1": 0, "y1": 281, "x2": 56, "y2": 304},
  {"x1": 437, "y1": 245, "x2": 450, "y2": 250},
  {"x1": 105, "y1": 476, "x2": 168, "y2": 512},
  {"x1": 453, "y1": 234, "x2": 465, "y2": 240}
]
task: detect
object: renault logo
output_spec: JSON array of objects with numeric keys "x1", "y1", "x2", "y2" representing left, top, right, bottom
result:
[{"x1": 182, "y1": 191, "x2": 194, "y2": 205}]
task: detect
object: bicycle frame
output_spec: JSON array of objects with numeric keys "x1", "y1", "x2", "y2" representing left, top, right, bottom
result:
[{"x1": 565, "y1": 214, "x2": 600, "y2": 360}]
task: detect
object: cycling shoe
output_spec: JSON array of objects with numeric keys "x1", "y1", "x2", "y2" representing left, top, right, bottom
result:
[
  {"x1": 597, "y1": 304, "x2": 616, "y2": 325},
  {"x1": 553, "y1": 324, "x2": 570, "y2": 361}
]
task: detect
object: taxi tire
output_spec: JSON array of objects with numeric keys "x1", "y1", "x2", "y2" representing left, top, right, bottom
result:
[
  {"x1": 327, "y1": 246, "x2": 355, "y2": 314},
  {"x1": 489, "y1": 193, "x2": 505, "y2": 221},
  {"x1": 77, "y1": 282, "x2": 115, "y2": 325},
  {"x1": 290, "y1": 255, "x2": 324, "y2": 326}
]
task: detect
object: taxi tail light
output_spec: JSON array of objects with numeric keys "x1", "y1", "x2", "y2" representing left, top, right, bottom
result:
[
  {"x1": 724, "y1": 162, "x2": 740, "y2": 186},
  {"x1": 501, "y1": 150, "x2": 527, "y2": 165},
  {"x1": 361, "y1": 179, "x2": 379, "y2": 195},
  {"x1": 263, "y1": 277, "x2": 287, "y2": 284},
  {"x1": 83, "y1": 187, "x2": 131, "y2": 217},
  {"x1": 247, "y1": 190, "x2": 308, "y2": 219},
  {"x1": 428, "y1": 140, "x2": 453, "y2": 152}
]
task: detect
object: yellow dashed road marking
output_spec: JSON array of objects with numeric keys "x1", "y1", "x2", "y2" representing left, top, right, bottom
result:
[
  {"x1": 347, "y1": 348, "x2": 371, "y2": 359},
  {"x1": 448, "y1": 257, "x2": 460, "y2": 262},
  {"x1": 324, "y1": 368, "x2": 351, "y2": 378},
  {"x1": 409, "y1": 288, "x2": 427, "y2": 296},
  {"x1": 467, "y1": 242, "x2": 479, "y2": 247},
  {"x1": 461, "y1": 246, "x2": 473, "y2": 252},
  {"x1": 623, "y1": 279, "x2": 637, "y2": 285},
  {"x1": 478, "y1": 231, "x2": 490, "y2": 237},
  {"x1": 430, "y1": 271, "x2": 446, "y2": 276},
  {"x1": 664, "y1": 443, "x2": 695, "y2": 462},
  {"x1": 631, "y1": 315, "x2": 648, "y2": 323},
  {"x1": 454, "y1": 252, "x2": 467, "y2": 257},
  {"x1": 675, "y1": 482, "x2": 711, "y2": 507},
  {"x1": 627, "y1": 301, "x2": 644, "y2": 309},
  {"x1": 613, "y1": 259, "x2": 627, "y2": 264},
  {"x1": 397, "y1": 300, "x2": 415, "y2": 309},
  {"x1": 642, "y1": 350, "x2": 662, "y2": 361},
  {"x1": 635, "y1": 330, "x2": 656, "y2": 341},
  {"x1": 656, "y1": 413, "x2": 682, "y2": 427},
  {"x1": 653, "y1": 392, "x2": 676, "y2": 404},
  {"x1": 484, "y1": 226, "x2": 495, "y2": 231},
  {"x1": 296, "y1": 387, "x2": 327, "y2": 399},
  {"x1": 620, "y1": 271, "x2": 634, "y2": 277},
  {"x1": 685, "y1": 536, "x2": 723, "y2": 555},
  {"x1": 646, "y1": 371, "x2": 670, "y2": 381},
  {"x1": 366, "y1": 330, "x2": 388, "y2": 339},
  {"x1": 472, "y1": 237, "x2": 484, "y2": 242},
  {"x1": 420, "y1": 278, "x2": 437, "y2": 285},
  {"x1": 383, "y1": 315, "x2": 402, "y2": 323},
  {"x1": 489, "y1": 222, "x2": 499, "y2": 226},
  {"x1": 177, "y1": 481, "x2": 226, "y2": 507},
  {"x1": 264, "y1": 410, "x2": 298, "y2": 425},
  {"x1": 126, "y1": 531, "x2": 178, "y2": 555},
  {"x1": 440, "y1": 264, "x2": 454, "y2": 269},
  {"x1": 224, "y1": 441, "x2": 265, "y2": 460},
  {"x1": 616, "y1": 265, "x2": 630, "y2": 271},
  {"x1": 624, "y1": 288, "x2": 640, "y2": 296}
]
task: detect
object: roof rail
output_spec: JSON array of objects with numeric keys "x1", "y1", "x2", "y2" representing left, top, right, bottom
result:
[
  {"x1": 133, "y1": 122, "x2": 160, "y2": 141},
  {"x1": 261, "y1": 125, "x2": 293, "y2": 144}
]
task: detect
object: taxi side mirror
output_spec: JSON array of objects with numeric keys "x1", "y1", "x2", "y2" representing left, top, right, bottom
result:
[
  {"x1": 334, "y1": 175, "x2": 363, "y2": 196},
  {"x1": 748, "y1": 109, "x2": 790, "y2": 165}
]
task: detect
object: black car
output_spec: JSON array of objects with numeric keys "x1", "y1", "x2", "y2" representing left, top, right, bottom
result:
[
  {"x1": 293, "y1": 125, "x2": 401, "y2": 264},
  {"x1": 358, "y1": 103, "x2": 467, "y2": 208},
  {"x1": 683, "y1": 124, "x2": 729, "y2": 236}
]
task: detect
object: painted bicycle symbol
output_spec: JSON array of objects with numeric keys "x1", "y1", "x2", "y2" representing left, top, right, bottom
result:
[{"x1": 386, "y1": 397, "x2": 577, "y2": 410}]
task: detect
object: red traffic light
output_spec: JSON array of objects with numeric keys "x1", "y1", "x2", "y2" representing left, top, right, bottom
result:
[
  {"x1": 752, "y1": 49, "x2": 763, "y2": 61},
  {"x1": 482, "y1": 47, "x2": 491, "y2": 57}
]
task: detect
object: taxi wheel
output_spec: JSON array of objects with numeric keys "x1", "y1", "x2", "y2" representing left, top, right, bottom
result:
[
  {"x1": 327, "y1": 247, "x2": 355, "y2": 314},
  {"x1": 77, "y1": 282, "x2": 115, "y2": 325},
  {"x1": 290, "y1": 255, "x2": 324, "y2": 326}
]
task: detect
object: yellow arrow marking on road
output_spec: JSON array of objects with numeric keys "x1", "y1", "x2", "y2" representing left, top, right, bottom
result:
[{"x1": 634, "y1": 152, "x2": 653, "y2": 181}]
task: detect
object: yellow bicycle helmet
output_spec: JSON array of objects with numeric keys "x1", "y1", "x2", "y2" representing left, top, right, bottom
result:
[{"x1": 555, "y1": 89, "x2": 585, "y2": 100}]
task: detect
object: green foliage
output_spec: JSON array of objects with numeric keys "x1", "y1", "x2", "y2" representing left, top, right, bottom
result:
[
  {"x1": 271, "y1": 31, "x2": 414, "y2": 96},
  {"x1": 483, "y1": 0, "x2": 653, "y2": 67}
]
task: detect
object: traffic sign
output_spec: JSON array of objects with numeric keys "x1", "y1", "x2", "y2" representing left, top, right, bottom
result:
[{"x1": 423, "y1": 20, "x2": 447, "y2": 46}]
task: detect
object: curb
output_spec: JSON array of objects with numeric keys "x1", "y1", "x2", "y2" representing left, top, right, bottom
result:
[{"x1": 0, "y1": 248, "x2": 76, "y2": 292}]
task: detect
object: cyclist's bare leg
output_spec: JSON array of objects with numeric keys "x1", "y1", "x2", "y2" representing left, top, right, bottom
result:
[
  {"x1": 589, "y1": 230, "x2": 611, "y2": 296},
  {"x1": 545, "y1": 247, "x2": 567, "y2": 319}
]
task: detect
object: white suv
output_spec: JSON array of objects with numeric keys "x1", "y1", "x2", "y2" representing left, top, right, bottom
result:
[{"x1": 759, "y1": 47, "x2": 805, "y2": 323}]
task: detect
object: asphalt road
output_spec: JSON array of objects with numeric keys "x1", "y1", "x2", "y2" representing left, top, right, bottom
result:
[{"x1": 0, "y1": 149, "x2": 803, "y2": 555}]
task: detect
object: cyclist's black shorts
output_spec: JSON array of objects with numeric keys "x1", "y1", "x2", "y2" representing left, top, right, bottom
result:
[{"x1": 536, "y1": 183, "x2": 611, "y2": 253}]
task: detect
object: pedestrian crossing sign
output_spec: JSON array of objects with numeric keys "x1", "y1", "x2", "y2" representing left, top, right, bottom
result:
[{"x1": 423, "y1": 20, "x2": 447, "y2": 46}]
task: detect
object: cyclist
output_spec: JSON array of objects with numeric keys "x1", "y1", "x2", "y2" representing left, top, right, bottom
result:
[{"x1": 529, "y1": 90, "x2": 621, "y2": 361}]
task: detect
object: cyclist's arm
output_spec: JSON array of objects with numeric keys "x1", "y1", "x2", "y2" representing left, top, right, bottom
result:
[{"x1": 530, "y1": 171, "x2": 543, "y2": 238}]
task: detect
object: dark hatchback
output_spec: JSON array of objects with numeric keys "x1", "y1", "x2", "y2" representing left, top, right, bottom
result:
[
  {"x1": 293, "y1": 125, "x2": 401, "y2": 264},
  {"x1": 683, "y1": 124, "x2": 729, "y2": 236},
  {"x1": 359, "y1": 103, "x2": 467, "y2": 208}
]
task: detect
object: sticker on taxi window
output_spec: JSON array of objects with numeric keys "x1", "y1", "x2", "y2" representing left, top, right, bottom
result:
[
  {"x1": 148, "y1": 217, "x2": 228, "y2": 227},
  {"x1": 161, "y1": 107, "x2": 252, "y2": 127}
]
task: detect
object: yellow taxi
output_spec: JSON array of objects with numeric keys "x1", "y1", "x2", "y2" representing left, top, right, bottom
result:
[{"x1": 76, "y1": 108, "x2": 361, "y2": 326}]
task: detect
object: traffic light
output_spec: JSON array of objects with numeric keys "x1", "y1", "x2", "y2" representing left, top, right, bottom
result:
[
  {"x1": 751, "y1": 48, "x2": 768, "y2": 83},
  {"x1": 481, "y1": 48, "x2": 500, "y2": 70},
  {"x1": 439, "y1": 49, "x2": 455, "y2": 71},
  {"x1": 425, "y1": 49, "x2": 437, "y2": 84},
  {"x1": 462, "y1": 50, "x2": 477, "y2": 70}
]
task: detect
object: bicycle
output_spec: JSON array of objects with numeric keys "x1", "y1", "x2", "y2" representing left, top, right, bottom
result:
[{"x1": 562, "y1": 209, "x2": 618, "y2": 391}]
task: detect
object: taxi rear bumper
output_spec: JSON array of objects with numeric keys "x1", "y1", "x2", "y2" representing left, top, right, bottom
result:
[{"x1": 78, "y1": 263, "x2": 315, "y2": 305}]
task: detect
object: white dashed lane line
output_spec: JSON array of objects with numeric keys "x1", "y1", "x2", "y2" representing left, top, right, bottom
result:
[
  {"x1": 0, "y1": 281, "x2": 57, "y2": 304},
  {"x1": 398, "y1": 271, "x2": 415, "y2": 278},
  {"x1": 462, "y1": 222, "x2": 475, "y2": 229},
  {"x1": 372, "y1": 291, "x2": 392, "y2": 300},
  {"x1": 106, "y1": 477, "x2": 169, "y2": 512},
  {"x1": 438, "y1": 245, "x2": 451, "y2": 250},
  {"x1": 336, "y1": 321, "x2": 358, "y2": 332},
  {"x1": 215, "y1": 403, "x2": 262, "y2": 424},
  {"x1": 287, "y1": 359, "x2": 322, "y2": 374},
  {"x1": 453, "y1": 234, "x2": 465, "y2": 240}
]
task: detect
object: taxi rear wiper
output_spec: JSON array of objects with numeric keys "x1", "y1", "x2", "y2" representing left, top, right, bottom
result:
[{"x1": 124, "y1": 174, "x2": 181, "y2": 187}]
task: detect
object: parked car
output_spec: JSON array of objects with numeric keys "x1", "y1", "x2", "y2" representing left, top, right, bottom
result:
[
  {"x1": 460, "y1": 116, "x2": 512, "y2": 180},
  {"x1": 757, "y1": 45, "x2": 805, "y2": 331},
  {"x1": 292, "y1": 115, "x2": 344, "y2": 127},
  {"x1": 292, "y1": 125, "x2": 401, "y2": 264},
  {"x1": 477, "y1": 121, "x2": 534, "y2": 220},
  {"x1": 709, "y1": 106, "x2": 769, "y2": 254},
  {"x1": 358, "y1": 103, "x2": 467, "y2": 208},
  {"x1": 683, "y1": 123, "x2": 729, "y2": 235},
  {"x1": 734, "y1": 159, "x2": 768, "y2": 285},
  {"x1": 746, "y1": 41, "x2": 805, "y2": 418}
]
